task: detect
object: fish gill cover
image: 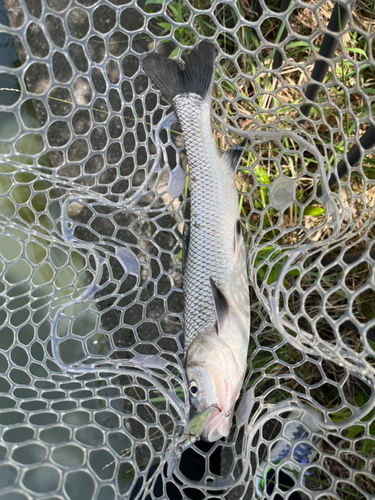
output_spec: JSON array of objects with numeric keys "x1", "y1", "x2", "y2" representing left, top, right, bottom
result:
[{"x1": 0, "y1": 0, "x2": 374, "y2": 499}]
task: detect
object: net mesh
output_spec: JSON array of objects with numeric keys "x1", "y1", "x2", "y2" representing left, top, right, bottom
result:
[{"x1": 0, "y1": 0, "x2": 374, "y2": 498}]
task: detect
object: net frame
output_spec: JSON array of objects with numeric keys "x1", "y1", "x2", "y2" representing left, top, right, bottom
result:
[{"x1": 0, "y1": 0, "x2": 374, "y2": 498}]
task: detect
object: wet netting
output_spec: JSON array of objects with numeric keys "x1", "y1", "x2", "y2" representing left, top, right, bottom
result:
[{"x1": 0, "y1": 0, "x2": 374, "y2": 498}]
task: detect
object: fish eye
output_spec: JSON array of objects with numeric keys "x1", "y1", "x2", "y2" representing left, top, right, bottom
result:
[{"x1": 189, "y1": 381, "x2": 198, "y2": 397}]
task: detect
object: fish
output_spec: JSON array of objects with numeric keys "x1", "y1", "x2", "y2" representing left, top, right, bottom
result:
[{"x1": 143, "y1": 41, "x2": 250, "y2": 442}]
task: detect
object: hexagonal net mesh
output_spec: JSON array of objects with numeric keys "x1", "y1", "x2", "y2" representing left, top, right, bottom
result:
[{"x1": 0, "y1": 0, "x2": 374, "y2": 498}]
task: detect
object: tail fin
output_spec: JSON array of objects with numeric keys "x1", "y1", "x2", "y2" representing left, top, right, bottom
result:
[{"x1": 142, "y1": 41, "x2": 216, "y2": 105}]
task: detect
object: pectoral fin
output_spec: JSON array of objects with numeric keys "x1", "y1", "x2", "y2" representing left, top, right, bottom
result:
[{"x1": 210, "y1": 277, "x2": 229, "y2": 334}]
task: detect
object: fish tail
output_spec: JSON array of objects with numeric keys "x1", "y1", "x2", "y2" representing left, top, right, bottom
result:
[{"x1": 142, "y1": 41, "x2": 215, "y2": 106}]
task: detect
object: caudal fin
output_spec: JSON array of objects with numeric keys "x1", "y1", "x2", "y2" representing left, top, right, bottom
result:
[{"x1": 142, "y1": 41, "x2": 215, "y2": 105}]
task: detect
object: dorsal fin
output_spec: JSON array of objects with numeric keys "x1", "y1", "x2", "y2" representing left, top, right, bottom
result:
[
  {"x1": 234, "y1": 219, "x2": 242, "y2": 256},
  {"x1": 210, "y1": 277, "x2": 229, "y2": 333},
  {"x1": 222, "y1": 138, "x2": 247, "y2": 173}
]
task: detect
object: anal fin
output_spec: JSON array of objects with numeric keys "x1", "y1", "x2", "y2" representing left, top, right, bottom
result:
[{"x1": 182, "y1": 222, "x2": 190, "y2": 273}]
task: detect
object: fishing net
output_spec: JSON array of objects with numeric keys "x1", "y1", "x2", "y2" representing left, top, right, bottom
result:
[{"x1": 0, "y1": 0, "x2": 374, "y2": 498}]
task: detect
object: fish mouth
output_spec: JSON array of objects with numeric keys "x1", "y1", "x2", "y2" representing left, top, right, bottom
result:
[{"x1": 202, "y1": 405, "x2": 233, "y2": 442}]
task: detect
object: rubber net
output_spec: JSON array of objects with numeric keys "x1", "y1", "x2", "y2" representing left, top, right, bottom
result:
[{"x1": 0, "y1": 0, "x2": 374, "y2": 498}]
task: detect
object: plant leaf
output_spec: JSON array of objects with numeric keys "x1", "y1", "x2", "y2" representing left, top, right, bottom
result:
[
  {"x1": 158, "y1": 22, "x2": 172, "y2": 31},
  {"x1": 304, "y1": 206, "x2": 325, "y2": 216}
]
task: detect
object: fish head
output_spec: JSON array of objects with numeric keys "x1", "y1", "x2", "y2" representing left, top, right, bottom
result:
[{"x1": 186, "y1": 329, "x2": 244, "y2": 442}]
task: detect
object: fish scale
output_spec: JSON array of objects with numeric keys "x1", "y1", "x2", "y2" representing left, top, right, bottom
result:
[{"x1": 173, "y1": 93, "x2": 246, "y2": 351}]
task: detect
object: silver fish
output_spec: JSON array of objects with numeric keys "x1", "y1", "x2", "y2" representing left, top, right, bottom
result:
[{"x1": 143, "y1": 41, "x2": 250, "y2": 442}]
